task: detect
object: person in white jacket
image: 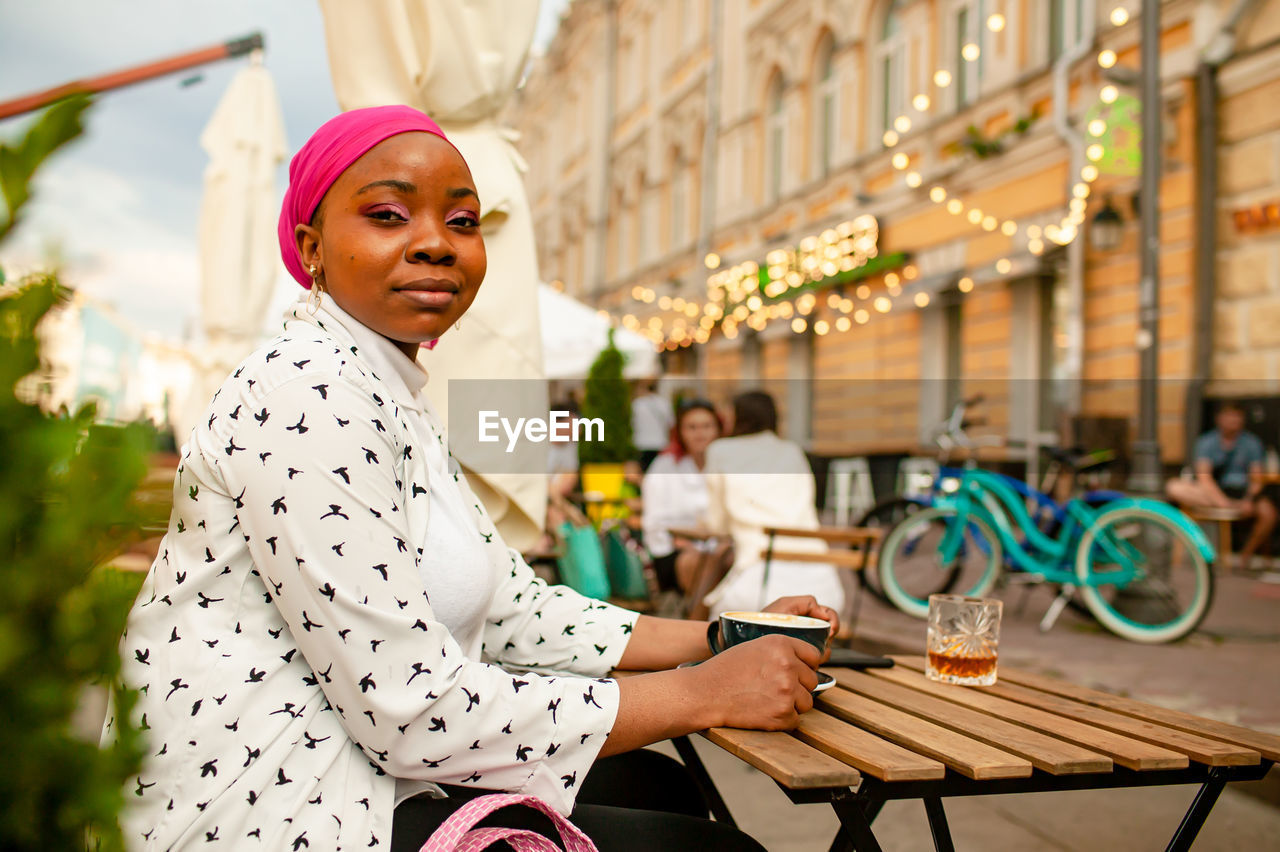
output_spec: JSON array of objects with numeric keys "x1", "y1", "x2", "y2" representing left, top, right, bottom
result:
[
  {"x1": 702, "y1": 391, "x2": 846, "y2": 617},
  {"x1": 107, "y1": 107, "x2": 837, "y2": 852}
]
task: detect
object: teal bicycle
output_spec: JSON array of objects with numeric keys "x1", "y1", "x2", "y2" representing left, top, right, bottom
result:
[{"x1": 877, "y1": 467, "x2": 1216, "y2": 643}]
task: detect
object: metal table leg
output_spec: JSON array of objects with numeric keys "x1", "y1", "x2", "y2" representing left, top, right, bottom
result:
[
  {"x1": 830, "y1": 792, "x2": 885, "y2": 852},
  {"x1": 671, "y1": 735, "x2": 737, "y2": 829},
  {"x1": 923, "y1": 797, "x2": 956, "y2": 852},
  {"x1": 1165, "y1": 769, "x2": 1228, "y2": 852}
]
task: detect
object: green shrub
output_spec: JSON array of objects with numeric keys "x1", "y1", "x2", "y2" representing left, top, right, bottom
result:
[{"x1": 578, "y1": 329, "x2": 635, "y2": 465}]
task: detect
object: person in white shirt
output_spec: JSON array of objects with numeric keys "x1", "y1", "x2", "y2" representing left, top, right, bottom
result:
[
  {"x1": 641, "y1": 400, "x2": 722, "y2": 591},
  {"x1": 108, "y1": 106, "x2": 837, "y2": 852},
  {"x1": 702, "y1": 391, "x2": 846, "y2": 618},
  {"x1": 631, "y1": 381, "x2": 674, "y2": 472}
]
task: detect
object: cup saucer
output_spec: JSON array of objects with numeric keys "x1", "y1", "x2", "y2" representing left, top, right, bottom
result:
[{"x1": 813, "y1": 671, "x2": 836, "y2": 693}]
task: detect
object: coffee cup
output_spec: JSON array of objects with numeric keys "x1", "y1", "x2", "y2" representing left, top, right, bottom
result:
[{"x1": 710, "y1": 610, "x2": 830, "y2": 656}]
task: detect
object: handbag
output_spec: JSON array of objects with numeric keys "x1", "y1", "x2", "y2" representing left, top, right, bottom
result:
[
  {"x1": 601, "y1": 525, "x2": 651, "y2": 601},
  {"x1": 553, "y1": 498, "x2": 611, "y2": 600},
  {"x1": 418, "y1": 793, "x2": 597, "y2": 852}
]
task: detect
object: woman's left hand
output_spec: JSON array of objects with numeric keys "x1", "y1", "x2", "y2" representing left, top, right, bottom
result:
[{"x1": 761, "y1": 596, "x2": 840, "y2": 660}]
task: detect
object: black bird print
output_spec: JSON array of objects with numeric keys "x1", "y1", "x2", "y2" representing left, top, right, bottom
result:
[
  {"x1": 205, "y1": 827, "x2": 219, "y2": 842},
  {"x1": 411, "y1": 482, "x2": 427, "y2": 498},
  {"x1": 271, "y1": 496, "x2": 287, "y2": 515},
  {"x1": 335, "y1": 416, "x2": 350, "y2": 427},
  {"x1": 584, "y1": 685, "x2": 602, "y2": 708},
  {"x1": 281, "y1": 648, "x2": 297, "y2": 663},
  {"x1": 155, "y1": 742, "x2": 167, "y2": 756},
  {"x1": 243, "y1": 746, "x2": 260, "y2": 766},
  {"x1": 288, "y1": 467, "x2": 302, "y2": 479},
  {"x1": 362, "y1": 447, "x2": 378, "y2": 464},
  {"x1": 501, "y1": 720, "x2": 513, "y2": 734},
  {"x1": 338, "y1": 628, "x2": 352, "y2": 642},
  {"x1": 580, "y1": 732, "x2": 593, "y2": 745},
  {"x1": 135, "y1": 777, "x2": 156, "y2": 796},
  {"x1": 369, "y1": 638, "x2": 383, "y2": 652},
  {"x1": 268, "y1": 626, "x2": 283, "y2": 639},
  {"x1": 562, "y1": 771, "x2": 577, "y2": 789},
  {"x1": 225, "y1": 719, "x2": 239, "y2": 732},
  {"x1": 394, "y1": 537, "x2": 407, "y2": 553},
  {"x1": 515, "y1": 744, "x2": 531, "y2": 762},
  {"x1": 562, "y1": 625, "x2": 575, "y2": 636},
  {"x1": 200, "y1": 759, "x2": 217, "y2": 777},
  {"x1": 246, "y1": 790, "x2": 257, "y2": 805},
  {"x1": 371, "y1": 563, "x2": 388, "y2": 581},
  {"x1": 254, "y1": 407, "x2": 269, "y2": 425},
  {"x1": 292, "y1": 358, "x2": 310, "y2": 370},
  {"x1": 362, "y1": 710, "x2": 377, "y2": 726},
  {"x1": 169, "y1": 626, "x2": 181, "y2": 643},
  {"x1": 190, "y1": 698, "x2": 203, "y2": 716},
  {"x1": 259, "y1": 451, "x2": 272, "y2": 464},
  {"x1": 358, "y1": 673, "x2": 377, "y2": 693},
  {"x1": 303, "y1": 732, "x2": 330, "y2": 749},
  {"x1": 369, "y1": 507, "x2": 382, "y2": 518},
  {"x1": 269, "y1": 579, "x2": 283, "y2": 597},
  {"x1": 403, "y1": 444, "x2": 413, "y2": 460},
  {"x1": 398, "y1": 723, "x2": 410, "y2": 734},
  {"x1": 267, "y1": 536, "x2": 278, "y2": 554},
  {"x1": 265, "y1": 349, "x2": 280, "y2": 361},
  {"x1": 302, "y1": 673, "x2": 318, "y2": 687},
  {"x1": 275, "y1": 768, "x2": 292, "y2": 785},
  {"x1": 371, "y1": 417, "x2": 386, "y2": 432},
  {"x1": 318, "y1": 583, "x2": 336, "y2": 602},
  {"x1": 204, "y1": 547, "x2": 216, "y2": 563},
  {"x1": 462, "y1": 772, "x2": 483, "y2": 784},
  {"x1": 333, "y1": 466, "x2": 350, "y2": 484},
  {"x1": 547, "y1": 698, "x2": 561, "y2": 724},
  {"x1": 411, "y1": 619, "x2": 429, "y2": 632},
  {"x1": 546, "y1": 742, "x2": 560, "y2": 756},
  {"x1": 134, "y1": 648, "x2": 150, "y2": 665},
  {"x1": 594, "y1": 643, "x2": 608, "y2": 655},
  {"x1": 320, "y1": 504, "x2": 349, "y2": 520},
  {"x1": 270, "y1": 703, "x2": 301, "y2": 718},
  {"x1": 176, "y1": 519, "x2": 185, "y2": 533},
  {"x1": 480, "y1": 531, "x2": 494, "y2": 543},
  {"x1": 189, "y1": 484, "x2": 199, "y2": 500},
  {"x1": 229, "y1": 403, "x2": 241, "y2": 420},
  {"x1": 247, "y1": 828, "x2": 261, "y2": 838},
  {"x1": 286, "y1": 413, "x2": 308, "y2": 435},
  {"x1": 224, "y1": 437, "x2": 245, "y2": 455},
  {"x1": 371, "y1": 392, "x2": 383, "y2": 405},
  {"x1": 421, "y1": 756, "x2": 450, "y2": 768},
  {"x1": 307, "y1": 793, "x2": 322, "y2": 805},
  {"x1": 427, "y1": 717, "x2": 446, "y2": 732},
  {"x1": 356, "y1": 798, "x2": 369, "y2": 810},
  {"x1": 407, "y1": 663, "x2": 431, "y2": 685},
  {"x1": 207, "y1": 413, "x2": 216, "y2": 429},
  {"x1": 311, "y1": 383, "x2": 328, "y2": 399},
  {"x1": 331, "y1": 542, "x2": 345, "y2": 556},
  {"x1": 370, "y1": 747, "x2": 389, "y2": 762},
  {"x1": 165, "y1": 678, "x2": 188, "y2": 700},
  {"x1": 246, "y1": 667, "x2": 266, "y2": 683},
  {"x1": 462, "y1": 688, "x2": 481, "y2": 712},
  {"x1": 301, "y1": 611, "x2": 323, "y2": 631},
  {"x1": 175, "y1": 570, "x2": 186, "y2": 585},
  {"x1": 233, "y1": 487, "x2": 246, "y2": 508},
  {"x1": 214, "y1": 693, "x2": 227, "y2": 705},
  {"x1": 317, "y1": 662, "x2": 333, "y2": 682},
  {"x1": 197, "y1": 592, "x2": 223, "y2": 608}
]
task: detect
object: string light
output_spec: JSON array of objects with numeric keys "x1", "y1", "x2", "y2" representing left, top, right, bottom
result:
[
  {"x1": 883, "y1": 129, "x2": 899, "y2": 147},
  {"x1": 1081, "y1": 164, "x2": 1099, "y2": 182},
  {"x1": 1110, "y1": 7, "x2": 1130, "y2": 26},
  {"x1": 967, "y1": 208, "x2": 984, "y2": 225},
  {"x1": 1088, "y1": 118, "x2": 1107, "y2": 137},
  {"x1": 835, "y1": 316, "x2": 852, "y2": 332},
  {"x1": 961, "y1": 43, "x2": 981, "y2": 62},
  {"x1": 958, "y1": 276, "x2": 974, "y2": 293},
  {"x1": 894, "y1": 115, "x2": 912, "y2": 134},
  {"x1": 1100, "y1": 85, "x2": 1119, "y2": 104},
  {"x1": 884, "y1": 272, "x2": 900, "y2": 288},
  {"x1": 855, "y1": 285, "x2": 871, "y2": 300},
  {"x1": 982, "y1": 215, "x2": 998, "y2": 231},
  {"x1": 934, "y1": 69, "x2": 952, "y2": 87},
  {"x1": 914, "y1": 292, "x2": 931, "y2": 307},
  {"x1": 874, "y1": 296, "x2": 892, "y2": 313},
  {"x1": 1087, "y1": 144, "x2": 1105, "y2": 161},
  {"x1": 912, "y1": 94, "x2": 931, "y2": 112},
  {"x1": 704, "y1": 252, "x2": 721, "y2": 269},
  {"x1": 791, "y1": 318, "x2": 807, "y2": 334},
  {"x1": 905, "y1": 171, "x2": 922, "y2": 188},
  {"x1": 1072, "y1": 182, "x2": 1090, "y2": 199},
  {"x1": 814, "y1": 319, "x2": 830, "y2": 336},
  {"x1": 996, "y1": 258, "x2": 1012, "y2": 274},
  {"x1": 947, "y1": 198, "x2": 964, "y2": 215},
  {"x1": 1098, "y1": 49, "x2": 1117, "y2": 69},
  {"x1": 892, "y1": 152, "x2": 910, "y2": 170},
  {"x1": 1001, "y1": 221, "x2": 1017, "y2": 236},
  {"x1": 903, "y1": 264, "x2": 918, "y2": 280},
  {"x1": 1028, "y1": 238, "x2": 1045, "y2": 255},
  {"x1": 854, "y1": 309, "x2": 870, "y2": 324},
  {"x1": 986, "y1": 13, "x2": 1006, "y2": 32},
  {"x1": 930, "y1": 186, "x2": 947, "y2": 203},
  {"x1": 1026, "y1": 224, "x2": 1042, "y2": 240}
]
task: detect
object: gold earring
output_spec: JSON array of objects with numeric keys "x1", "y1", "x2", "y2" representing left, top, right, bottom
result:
[{"x1": 307, "y1": 266, "x2": 323, "y2": 313}]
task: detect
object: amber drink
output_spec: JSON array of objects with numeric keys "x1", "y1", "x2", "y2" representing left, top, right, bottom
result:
[{"x1": 926, "y1": 594, "x2": 1002, "y2": 686}]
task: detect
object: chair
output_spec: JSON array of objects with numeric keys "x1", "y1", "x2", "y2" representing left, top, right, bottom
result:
[
  {"x1": 896, "y1": 457, "x2": 940, "y2": 500},
  {"x1": 1186, "y1": 506, "x2": 1247, "y2": 573},
  {"x1": 824, "y1": 457, "x2": 875, "y2": 526}
]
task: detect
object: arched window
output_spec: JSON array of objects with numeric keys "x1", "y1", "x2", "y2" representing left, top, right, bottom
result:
[
  {"x1": 813, "y1": 34, "x2": 839, "y2": 178},
  {"x1": 875, "y1": 0, "x2": 908, "y2": 141},
  {"x1": 766, "y1": 72, "x2": 786, "y2": 202}
]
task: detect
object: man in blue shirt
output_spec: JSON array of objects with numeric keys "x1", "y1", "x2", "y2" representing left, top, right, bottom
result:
[{"x1": 1167, "y1": 402, "x2": 1276, "y2": 570}]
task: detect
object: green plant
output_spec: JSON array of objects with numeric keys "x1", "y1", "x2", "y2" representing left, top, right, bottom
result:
[
  {"x1": 0, "y1": 95, "x2": 150, "y2": 852},
  {"x1": 944, "y1": 109, "x2": 1041, "y2": 160},
  {"x1": 578, "y1": 328, "x2": 635, "y2": 465}
]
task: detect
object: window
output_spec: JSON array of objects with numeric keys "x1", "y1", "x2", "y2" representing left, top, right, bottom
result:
[
  {"x1": 766, "y1": 72, "x2": 786, "y2": 202},
  {"x1": 1049, "y1": 0, "x2": 1087, "y2": 63},
  {"x1": 875, "y1": 0, "x2": 908, "y2": 140},
  {"x1": 953, "y1": 0, "x2": 987, "y2": 109},
  {"x1": 669, "y1": 154, "x2": 690, "y2": 250},
  {"x1": 813, "y1": 35, "x2": 839, "y2": 177}
]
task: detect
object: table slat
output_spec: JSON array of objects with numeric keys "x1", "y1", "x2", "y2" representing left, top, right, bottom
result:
[
  {"x1": 794, "y1": 710, "x2": 946, "y2": 781},
  {"x1": 990, "y1": 664, "x2": 1280, "y2": 762},
  {"x1": 763, "y1": 525, "x2": 883, "y2": 544},
  {"x1": 817, "y1": 688, "x2": 1033, "y2": 780},
  {"x1": 698, "y1": 727, "x2": 862, "y2": 790},
  {"x1": 893, "y1": 657, "x2": 1260, "y2": 766},
  {"x1": 867, "y1": 665, "x2": 1187, "y2": 771},
  {"x1": 828, "y1": 669, "x2": 1112, "y2": 775}
]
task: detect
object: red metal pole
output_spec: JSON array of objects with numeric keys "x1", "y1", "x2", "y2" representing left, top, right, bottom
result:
[{"x1": 0, "y1": 33, "x2": 263, "y2": 121}]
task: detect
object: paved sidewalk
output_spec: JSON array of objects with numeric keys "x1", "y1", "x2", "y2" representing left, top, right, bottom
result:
[{"x1": 662, "y1": 571, "x2": 1280, "y2": 850}]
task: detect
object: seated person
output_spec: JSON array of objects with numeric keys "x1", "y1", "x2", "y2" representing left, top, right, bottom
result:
[
  {"x1": 701, "y1": 391, "x2": 845, "y2": 617},
  {"x1": 641, "y1": 399, "x2": 722, "y2": 591},
  {"x1": 543, "y1": 399, "x2": 582, "y2": 543},
  {"x1": 1166, "y1": 401, "x2": 1277, "y2": 570}
]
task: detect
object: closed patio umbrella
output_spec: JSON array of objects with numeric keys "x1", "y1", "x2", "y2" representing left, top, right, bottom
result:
[
  {"x1": 317, "y1": 0, "x2": 547, "y2": 550},
  {"x1": 180, "y1": 59, "x2": 285, "y2": 437}
]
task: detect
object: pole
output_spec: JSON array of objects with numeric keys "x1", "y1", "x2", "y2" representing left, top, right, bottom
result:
[
  {"x1": 0, "y1": 33, "x2": 263, "y2": 121},
  {"x1": 1129, "y1": 0, "x2": 1163, "y2": 495}
]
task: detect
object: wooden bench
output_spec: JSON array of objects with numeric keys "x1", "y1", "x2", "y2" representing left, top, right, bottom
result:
[
  {"x1": 760, "y1": 525, "x2": 883, "y2": 574},
  {"x1": 1185, "y1": 506, "x2": 1247, "y2": 572}
]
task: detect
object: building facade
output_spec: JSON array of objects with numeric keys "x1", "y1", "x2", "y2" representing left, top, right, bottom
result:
[{"x1": 511, "y1": 0, "x2": 1280, "y2": 468}]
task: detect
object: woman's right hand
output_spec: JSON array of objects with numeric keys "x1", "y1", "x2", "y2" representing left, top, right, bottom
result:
[{"x1": 694, "y1": 635, "x2": 820, "y2": 730}]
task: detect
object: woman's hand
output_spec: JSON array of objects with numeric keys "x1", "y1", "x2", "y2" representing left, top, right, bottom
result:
[
  {"x1": 693, "y1": 635, "x2": 819, "y2": 730},
  {"x1": 762, "y1": 595, "x2": 841, "y2": 658}
]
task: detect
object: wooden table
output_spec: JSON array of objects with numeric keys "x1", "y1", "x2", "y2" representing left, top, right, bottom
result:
[{"x1": 672, "y1": 655, "x2": 1277, "y2": 851}]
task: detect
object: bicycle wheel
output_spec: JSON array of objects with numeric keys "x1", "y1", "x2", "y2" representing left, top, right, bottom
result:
[
  {"x1": 853, "y1": 498, "x2": 927, "y2": 603},
  {"x1": 1076, "y1": 505, "x2": 1214, "y2": 643},
  {"x1": 878, "y1": 507, "x2": 1002, "y2": 619}
]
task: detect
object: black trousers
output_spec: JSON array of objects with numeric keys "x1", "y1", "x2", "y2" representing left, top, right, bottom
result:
[{"x1": 390, "y1": 748, "x2": 764, "y2": 851}]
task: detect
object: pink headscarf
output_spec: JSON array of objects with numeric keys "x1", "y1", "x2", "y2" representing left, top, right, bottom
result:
[{"x1": 277, "y1": 105, "x2": 458, "y2": 289}]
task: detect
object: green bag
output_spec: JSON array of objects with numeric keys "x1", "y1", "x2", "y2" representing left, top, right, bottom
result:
[
  {"x1": 556, "y1": 520, "x2": 611, "y2": 600},
  {"x1": 602, "y1": 526, "x2": 650, "y2": 601}
]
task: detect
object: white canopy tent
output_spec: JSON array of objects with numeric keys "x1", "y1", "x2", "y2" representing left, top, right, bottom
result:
[{"x1": 539, "y1": 284, "x2": 659, "y2": 380}]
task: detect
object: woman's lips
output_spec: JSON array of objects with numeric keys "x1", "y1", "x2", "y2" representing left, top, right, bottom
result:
[{"x1": 396, "y1": 288, "x2": 456, "y2": 309}]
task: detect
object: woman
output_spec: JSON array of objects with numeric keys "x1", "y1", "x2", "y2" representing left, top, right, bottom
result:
[
  {"x1": 107, "y1": 107, "x2": 835, "y2": 851},
  {"x1": 702, "y1": 391, "x2": 845, "y2": 617},
  {"x1": 641, "y1": 400, "x2": 721, "y2": 591}
]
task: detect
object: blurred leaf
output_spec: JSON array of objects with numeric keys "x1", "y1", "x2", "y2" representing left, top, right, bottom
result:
[{"x1": 0, "y1": 94, "x2": 91, "y2": 242}]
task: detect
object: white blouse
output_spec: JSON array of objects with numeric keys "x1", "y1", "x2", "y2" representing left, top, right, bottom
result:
[
  {"x1": 106, "y1": 297, "x2": 638, "y2": 851},
  {"x1": 640, "y1": 453, "x2": 710, "y2": 558}
]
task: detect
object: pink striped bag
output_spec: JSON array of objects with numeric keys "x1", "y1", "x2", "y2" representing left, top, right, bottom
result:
[{"x1": 418, "y1": 793, "x2": 598, "y2": 852}]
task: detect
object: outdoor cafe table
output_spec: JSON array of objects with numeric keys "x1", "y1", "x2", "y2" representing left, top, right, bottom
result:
[{"x1": 656, "y1": 655, "x2": 1278, "y2": 852}]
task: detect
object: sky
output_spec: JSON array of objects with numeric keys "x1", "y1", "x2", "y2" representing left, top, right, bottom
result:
[{"x1": 0, "y1": 0, "x2": 570, "y2": 345}]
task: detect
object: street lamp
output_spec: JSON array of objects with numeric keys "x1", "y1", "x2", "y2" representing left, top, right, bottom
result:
[{"x1": 1090, "y1": 198, "x2": 1124, "y2": 252}]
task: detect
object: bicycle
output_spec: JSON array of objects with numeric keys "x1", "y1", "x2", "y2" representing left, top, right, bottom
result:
[{"x1": 877, "y1": 465, "x2": 1216, "y2": 644}]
